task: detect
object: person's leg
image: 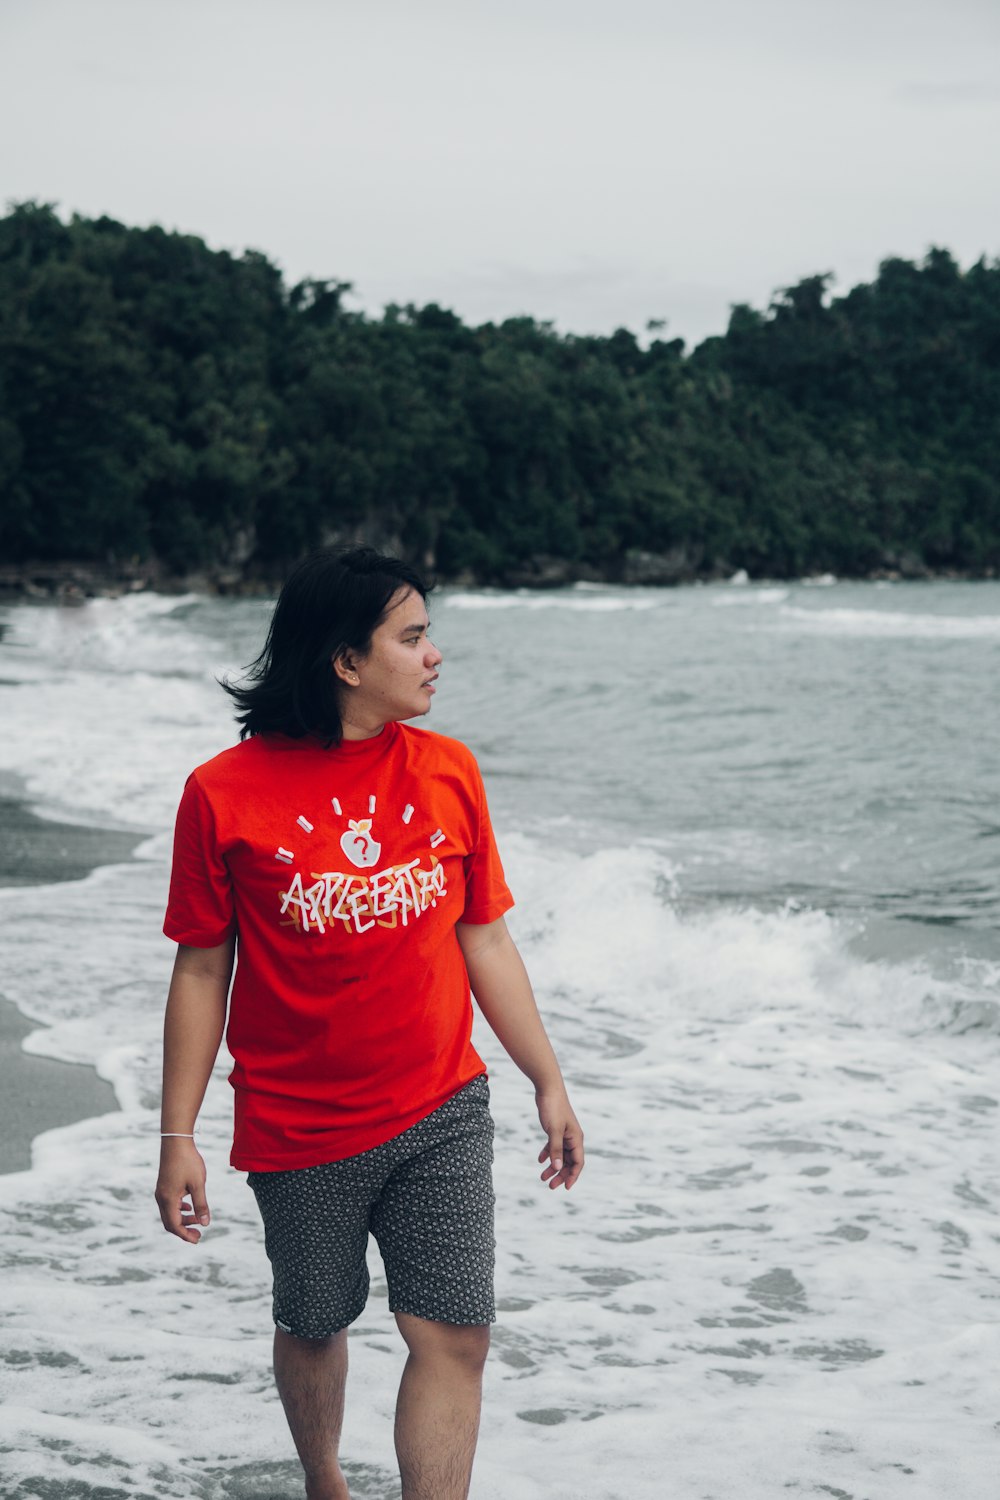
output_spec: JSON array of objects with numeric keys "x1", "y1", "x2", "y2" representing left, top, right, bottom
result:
[
  {"x1": 393, "y1": 1312, "x2": 490, "y2": 1500},
  {"x1": 273, "y1": 1327, "x2": 351, "y2": 1500},
  {"x1": 370, "y1": 1078, "x2": 497, "y2": 1500},
  {"x1": 248, "y1": 1157, "x2": 385, "y2": 1500}
]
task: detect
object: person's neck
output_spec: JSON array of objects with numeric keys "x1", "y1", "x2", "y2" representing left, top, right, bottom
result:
[{"x1": 339, "y1": 714, "x2": 388, "y2": 742}]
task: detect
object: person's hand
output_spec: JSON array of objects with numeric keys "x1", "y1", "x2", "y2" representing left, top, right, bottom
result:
[
  {"x1": 536, "y1": 1087, "x2": 584, "y2": 1190},
  {"x1": 155, "y1": 1139, "x2": 211, "y2": 1243}
]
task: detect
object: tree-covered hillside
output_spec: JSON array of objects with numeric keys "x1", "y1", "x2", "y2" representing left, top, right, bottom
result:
[{"x1": 1, "y1": 202, "x2": 997, "y2": 587}]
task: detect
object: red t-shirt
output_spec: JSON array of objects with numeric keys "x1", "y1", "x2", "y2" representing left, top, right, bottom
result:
[{"x1": 163, "y1": 722, "x2": 514, "y2": 1171}]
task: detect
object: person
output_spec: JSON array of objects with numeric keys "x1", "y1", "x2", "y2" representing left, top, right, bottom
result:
[{"x1": 154, "y1": 546, "x2": 584, "y2": 1500}]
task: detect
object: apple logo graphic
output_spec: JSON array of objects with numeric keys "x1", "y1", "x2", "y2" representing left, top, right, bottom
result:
[{"x1": 340, "y1": 818, "x2": 382, "y2": 869}]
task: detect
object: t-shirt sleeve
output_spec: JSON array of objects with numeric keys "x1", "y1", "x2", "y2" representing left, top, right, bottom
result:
[
  {"x1": 163, "y1": 772, "x2": 236, "y2": 947},
  {"x1": 461, "y1": 758, "x2": 515, "y2": 924}
]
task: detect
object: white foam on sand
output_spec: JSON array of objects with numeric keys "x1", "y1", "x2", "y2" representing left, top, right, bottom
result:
[{"x1": 1, "y1": 836, "x2": 998, "y2": 1499}]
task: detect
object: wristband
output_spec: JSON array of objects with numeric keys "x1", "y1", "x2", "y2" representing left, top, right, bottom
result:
[{"x1": 160, "y1": 1132, "x2": 196, "y2": 1138}]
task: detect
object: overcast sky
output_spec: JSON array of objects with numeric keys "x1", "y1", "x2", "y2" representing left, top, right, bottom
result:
[{"x1": 2, "y1": 0, "x2": 998, "y2": 346}]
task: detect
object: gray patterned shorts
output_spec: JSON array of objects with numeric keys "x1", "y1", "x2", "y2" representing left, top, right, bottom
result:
[{"x1": 247, "y1": 1075, "x2": 495, "y2": 1338}]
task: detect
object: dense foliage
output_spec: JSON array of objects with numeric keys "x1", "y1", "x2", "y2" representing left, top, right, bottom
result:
[{"x1": 1, "y1": 202, "x2": 998, "y2": 584}]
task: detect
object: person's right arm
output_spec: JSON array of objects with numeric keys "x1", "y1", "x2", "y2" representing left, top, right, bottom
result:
[{"x1": 154, "y1": 936, "x2": 235, "y2": 1244}]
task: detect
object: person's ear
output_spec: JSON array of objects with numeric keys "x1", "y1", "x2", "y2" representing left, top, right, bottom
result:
[{"x1": 332, "y1": 651, "x2": 361, "y2": 688}]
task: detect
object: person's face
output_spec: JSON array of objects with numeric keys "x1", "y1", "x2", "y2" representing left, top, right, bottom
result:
[{"x1": 336, "y1": 588, "x2": 442, "y2": 729}]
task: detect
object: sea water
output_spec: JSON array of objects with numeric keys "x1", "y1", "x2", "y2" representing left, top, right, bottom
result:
[{"x1": 0, "y1": 579, "x2": 998, "y2": 1500}]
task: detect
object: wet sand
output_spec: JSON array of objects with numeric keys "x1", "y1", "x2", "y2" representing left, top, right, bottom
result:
[
  {"x1": 0, "y1": 795, "x2": 143, "y2": 886},
  {"x1": 0, "y1": 799, "x2": 136, "y2": 1173},
  {"x1": 0, "y1": 996, "x2": 119, "y2": 1173}
]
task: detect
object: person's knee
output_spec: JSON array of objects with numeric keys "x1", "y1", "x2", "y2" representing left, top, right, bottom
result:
[
  {"x1": 396, "y1": 1313, "x2": 490, "y2": 1371},
  {"x1": 447, "y1": 1322, "x2": 491, "y2": 1372},
  {"x1": 275, "y1": 1326, "x2": 348, "y2": 1356}
]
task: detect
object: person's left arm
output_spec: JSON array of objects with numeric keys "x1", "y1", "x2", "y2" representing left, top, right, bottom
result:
[{"x1": 457, "y1": 916, "x2": 584, "y2": 1190}]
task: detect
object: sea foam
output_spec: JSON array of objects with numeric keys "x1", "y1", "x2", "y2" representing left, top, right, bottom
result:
[
  {"x1": 1, "y1": 835, "x2": 998, "y2": 1498},
  {"x1": 2, "y1": 588, "x2": 999, "y2": 1498}
]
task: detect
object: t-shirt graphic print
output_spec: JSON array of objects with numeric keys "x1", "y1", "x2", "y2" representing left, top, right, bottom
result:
[{"x1": 277, "y1": 793, "x2": 448, "y2": 938}]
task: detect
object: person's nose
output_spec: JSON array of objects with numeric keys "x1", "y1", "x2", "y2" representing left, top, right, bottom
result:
[{"x1": 425, "y1": 638, "x2": 443, "y2": 668}]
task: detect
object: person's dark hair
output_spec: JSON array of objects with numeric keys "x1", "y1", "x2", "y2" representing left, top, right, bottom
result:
[{"x1": 222, "y1": 546, "x2": 430, "y2": 743}]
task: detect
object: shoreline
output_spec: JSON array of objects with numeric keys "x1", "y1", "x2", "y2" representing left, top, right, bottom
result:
[
  {"x1": 0, "y1": 795, "x2": 146, "y2": 887},
  {"x1": 0, "y1": 996, "x2": 119, "y2": 1174},
  {"x1": 0, "y1": 555, "x2": 996, "y2": 602},
  {"x1": 0, "y1": 799, "x2": 138, "y2": 1173}
]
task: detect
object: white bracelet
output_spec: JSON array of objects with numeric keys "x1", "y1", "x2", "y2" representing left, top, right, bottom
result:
[{"x1": 160, "y1": 1132, "x2": 196, "y2": 1138}]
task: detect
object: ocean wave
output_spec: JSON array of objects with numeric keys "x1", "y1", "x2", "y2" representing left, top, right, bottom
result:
[
  {"x1": 443, "y1": 591, "x2": 662, "y2": 612},
  {"x1": 777, "y1": 605, "x2": 1000, "y2": 639},
  {"x1": 0, "y1": 599, "x2": 243, "y2": 827},
  {"x1": 711, "y1": 588, "x2": 789, "y2": 607},
  {"x1": 1, "y1": 591, "x2": 232, "y2": 678},
  {"x1": 0, "y1": 664, "x2": 228, "y2": 828},
  {"x1": 499, "y1": 836, "x2": 1000, "y2": 1036}
]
